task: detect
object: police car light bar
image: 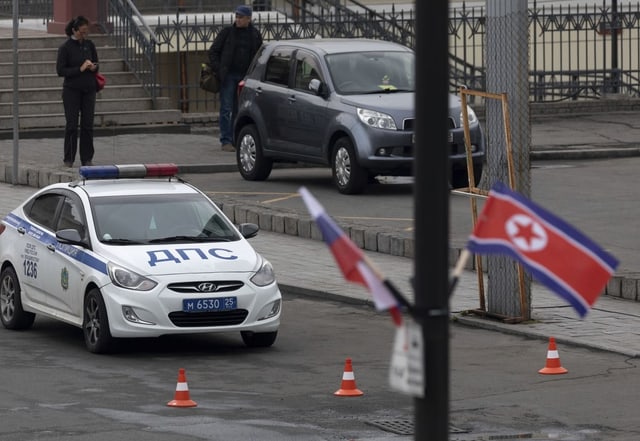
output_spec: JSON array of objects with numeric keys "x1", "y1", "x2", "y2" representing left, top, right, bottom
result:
[{"x1": 79, "y1": 163, "x2": 179, "y2": 180}]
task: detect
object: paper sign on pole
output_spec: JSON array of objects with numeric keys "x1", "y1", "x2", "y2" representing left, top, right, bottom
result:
[{"x1": 389, "y1": 320, "x2": 424, "y2": 397}]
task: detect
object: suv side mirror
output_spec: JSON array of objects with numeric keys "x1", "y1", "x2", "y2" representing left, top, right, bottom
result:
[{"x1": 309, "y1": 78, "x2": 329, "y2": 98}]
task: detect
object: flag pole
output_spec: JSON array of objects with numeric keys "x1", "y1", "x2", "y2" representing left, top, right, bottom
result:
[
  {"x1": 449, "y1": 248, "x2": 471, "y2": 297},
  {"x1": 361, "y1": 254, "x2": 416, "y2": 318},
  {"x1": 383, "y1": 279, "x2": 416, "y2": 318}
]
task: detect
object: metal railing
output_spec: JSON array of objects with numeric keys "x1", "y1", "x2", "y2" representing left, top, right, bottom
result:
[{"x1": 106, "y1": 0, "x2": 159, "y2": 107}]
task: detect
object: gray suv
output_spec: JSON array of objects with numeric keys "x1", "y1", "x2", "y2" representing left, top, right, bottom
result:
[{"x1": 234, "y1": 38, "x2": 485, "y2": 194}]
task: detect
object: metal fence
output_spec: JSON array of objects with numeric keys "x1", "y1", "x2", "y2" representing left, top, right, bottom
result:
[
  {"x1": 450, "y1": 1, "x2": 640, "y2": 102},
  {"x1": 4, "y1": 1, "x2": 640, "y2": 109},
  {"x1": 0, "y1": 0, "x2": 52, "y2": 22}
]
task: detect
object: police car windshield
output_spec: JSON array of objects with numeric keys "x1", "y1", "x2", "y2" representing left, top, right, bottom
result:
[{"x1": 92, "y1": 194, "x2": 240, "y2": 244}]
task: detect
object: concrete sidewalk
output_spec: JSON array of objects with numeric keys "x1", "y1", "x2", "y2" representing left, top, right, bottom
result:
[{"x1": 1, "y1": 111, "x2": 640, "y2": 358}]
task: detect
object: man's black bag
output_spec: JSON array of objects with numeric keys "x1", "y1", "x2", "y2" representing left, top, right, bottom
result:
[{"x1": 200, "y1": 63, "x2": 219, "y2": 93}]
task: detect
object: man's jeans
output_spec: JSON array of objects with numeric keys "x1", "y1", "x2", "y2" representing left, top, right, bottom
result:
[{"x1": 219, "y1": 73, "x2": 243, "y2": 146}]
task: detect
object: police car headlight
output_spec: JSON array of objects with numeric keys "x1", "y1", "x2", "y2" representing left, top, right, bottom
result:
[
  {"x1": 357, "y1": 108, "x2": 397, "y2": 130},
  {"x1": 108, "y1": 262, "x2": 157, "y2": 291},
  {"x1": 251, "y1": 260, "x2": 276, "y2": 287}
]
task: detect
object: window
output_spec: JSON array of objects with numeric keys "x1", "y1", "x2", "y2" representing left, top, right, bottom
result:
[
  {"x1": 294, "y1": 52, "x2": 321, "y2": 91},
  {"x1": 92, "y1": 194, "x2": 240, "y2": 243},
  {"x1": 327, "y1": 51, "x2": 415, "y2": 94},
  {"x1": 56, "y1": 197, "x2": 86, "y2": 238},
  {"x1": 26, "y1": 193, "x2": 63, "y2": 231},
  {"x1": 265, "y1": 50, "x2": 292, "y2": 86}
]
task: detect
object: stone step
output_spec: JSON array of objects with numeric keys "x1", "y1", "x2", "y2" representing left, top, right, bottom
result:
[
  {"x1": 0, "y1": 45, "x2": 122, "y2": 62},
  {"x1": 0, "y1": 109, "x2": 183, "y2": 130},
  {"x1": 0, "y1": 71, "x2": 144, "y2": 89},
  {"x1": 1, "y1": 33, "x2": 182, "y2": 132},
  {"x1": 0, "y1": 58, "x2": 126, "y2": 75},
  {"x1": 0, "y1": 96, "x2": 175, "y2": 116},
  {"x1": 0, "y1": 84, "x2": 151, "y2": 101}
]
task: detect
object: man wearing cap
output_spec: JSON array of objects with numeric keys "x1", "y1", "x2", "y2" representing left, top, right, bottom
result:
[{"x1": 208, "y1": 5, "x2": 263, "y2": 152}]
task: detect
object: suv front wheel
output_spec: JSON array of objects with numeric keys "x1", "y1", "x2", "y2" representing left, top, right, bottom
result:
[
  {"x1": 237, "y1": 124, "x2": 273, "y2": 181},
  {"x1": 331, "y1": 137, "x2": 367, "y2": 195}
]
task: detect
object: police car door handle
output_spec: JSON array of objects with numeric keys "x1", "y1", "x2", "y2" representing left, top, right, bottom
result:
[
  {"x1": 17, "y1": 227, "x2": 26, "y2": 235},
  {"x1": 47, "y1": 244, "x2": 56, "y2": 252}
]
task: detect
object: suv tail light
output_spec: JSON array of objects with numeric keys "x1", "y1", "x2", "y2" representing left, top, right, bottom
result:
[{"x1": 237, "y1": 80, "x2": 245, "y2": 96}]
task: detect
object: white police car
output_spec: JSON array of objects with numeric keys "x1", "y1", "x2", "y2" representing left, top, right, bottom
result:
[{"x1": 0, "y1": 164, "x2": 281, "y2": 353}]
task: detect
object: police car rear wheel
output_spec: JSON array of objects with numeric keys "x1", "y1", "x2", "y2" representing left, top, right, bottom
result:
[
  {"x1": 241, "y1": 330, "x2": 277, "y2": 348},
  {"x1": 0, "y1": 266, "x2": 35, "y2": 330},
  {"x1": 83, "y1": 289, "x2": 115, "y2": 354}
]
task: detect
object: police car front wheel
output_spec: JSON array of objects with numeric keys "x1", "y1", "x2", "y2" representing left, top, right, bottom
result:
[{"x1": 83, "y1": 289, "x2": 115, "y2": 354}]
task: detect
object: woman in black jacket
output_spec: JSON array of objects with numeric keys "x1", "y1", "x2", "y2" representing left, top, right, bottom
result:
[{"x1": 56, "y1": 16, "x2": 99, "y2": 167}]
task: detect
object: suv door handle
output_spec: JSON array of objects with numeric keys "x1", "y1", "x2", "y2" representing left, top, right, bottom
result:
[{"x1": 287, "y1": 95, "x2": 296, "y2": 103}]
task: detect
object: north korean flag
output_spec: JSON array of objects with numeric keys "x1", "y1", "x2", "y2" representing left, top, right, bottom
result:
[{"x1": 467, "y1": 182, "x2": 619, "y2": 318}]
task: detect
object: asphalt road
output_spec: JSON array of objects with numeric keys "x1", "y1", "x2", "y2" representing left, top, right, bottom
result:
[{"x1": 1, "y1": 294, "x2": 638, "y2": 441}]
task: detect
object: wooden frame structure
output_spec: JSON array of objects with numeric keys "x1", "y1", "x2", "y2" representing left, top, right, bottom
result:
[{"x1": 451, "y1": 88, "x2": 529, "y2": 323}]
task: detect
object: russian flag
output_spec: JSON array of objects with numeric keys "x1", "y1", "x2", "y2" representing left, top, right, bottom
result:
[
  {"x1": 467, "y1": 182, "x2": 619, "y2": 318},
  {"x1": 299, "y1": 187, "x2": 402, "y2": 325}
]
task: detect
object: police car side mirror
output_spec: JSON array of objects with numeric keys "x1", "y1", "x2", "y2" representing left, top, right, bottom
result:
[
  {"x1": 238, "y1": 223, "x2": 259, "y2": 239},
  {"x1": 56, "y1": 228, "x2": 87, "y2": 247}
]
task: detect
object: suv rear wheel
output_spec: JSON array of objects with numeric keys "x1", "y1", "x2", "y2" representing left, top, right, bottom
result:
[
  {"x1": 237, "y1": 124, "x2": 273, "y2": 181},
  {"x1": 331, "y1": 137, "x2": 367, "y2": 195}
]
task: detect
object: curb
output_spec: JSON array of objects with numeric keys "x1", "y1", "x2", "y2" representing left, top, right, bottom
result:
[
  {"x1": 453, "y1": 316, "x2": 640, "y2": 359},
  {"x1": 531, "y1": 146, "x2": 640, "y2": 160}
]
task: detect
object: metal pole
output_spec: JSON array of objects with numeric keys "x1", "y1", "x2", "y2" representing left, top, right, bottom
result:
[
  {"x1": 12, "y1": 0, "x2": 19, "y2": 185},
  {"x1": 611, "y1": 0, "x2": 619, "y2": 93},
  {"x1": 414, "y1": 0, "x2": 450, "y2": 439}
]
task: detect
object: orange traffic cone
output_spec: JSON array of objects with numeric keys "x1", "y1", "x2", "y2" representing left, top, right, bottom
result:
[
  {"x1": 167, "y1": 368, "x2": 198, "y2": 407},
  {"x1": 538, "y1": 337, "x2": 568, "y2": 375},
  {"x1": 334, "y1": 358, "x2": 364, "y2": 396}
]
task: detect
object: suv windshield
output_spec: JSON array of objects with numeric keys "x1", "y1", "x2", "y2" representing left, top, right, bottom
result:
[{"x1": 326, "y1": 51, "x2": 415, "y2": 95}]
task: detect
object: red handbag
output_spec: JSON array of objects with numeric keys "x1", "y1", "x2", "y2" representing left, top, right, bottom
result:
[{"x1": 96, "y1": 72, "x2": 106, "y2": 91}]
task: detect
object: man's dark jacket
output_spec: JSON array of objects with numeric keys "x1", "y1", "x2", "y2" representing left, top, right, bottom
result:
[{"x1": 208, "y1": 23, "x2": 263, "y2": 82}]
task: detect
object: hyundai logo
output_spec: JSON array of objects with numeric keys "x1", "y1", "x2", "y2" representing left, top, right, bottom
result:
[{"x1": 197, "y1": 282, "x2": 218, "y2": 292}]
